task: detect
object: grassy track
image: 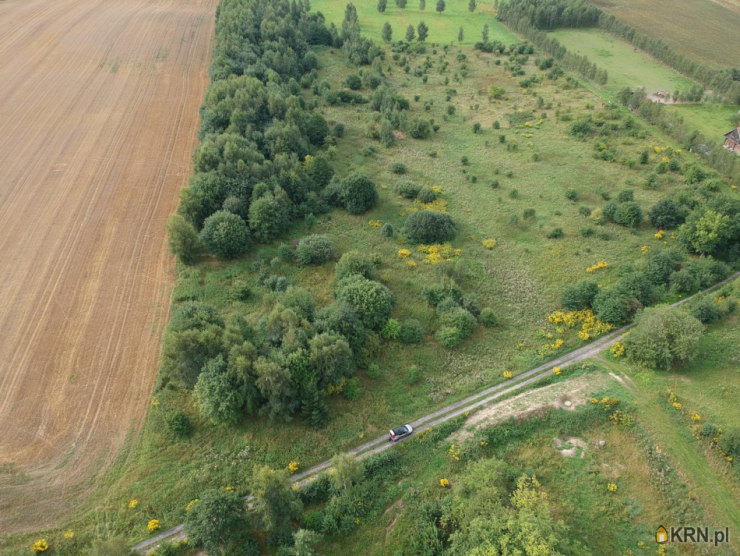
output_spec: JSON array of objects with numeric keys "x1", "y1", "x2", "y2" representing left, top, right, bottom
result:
[
  {"x1": 592, "y1": 0, "x2": 740, "y2": 68},
  {"x1": 551, "y1": 28, "x2": 697, "y2": 93}
]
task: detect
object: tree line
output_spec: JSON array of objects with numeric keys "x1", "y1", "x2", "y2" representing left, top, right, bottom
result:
[{"x1": 498, "y1": 0, "x2": 740, "y2": 103}]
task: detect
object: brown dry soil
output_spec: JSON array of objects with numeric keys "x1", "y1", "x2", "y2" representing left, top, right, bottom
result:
[{"x1": 0, "y1": 0, "x2": 215, "y2": 533}]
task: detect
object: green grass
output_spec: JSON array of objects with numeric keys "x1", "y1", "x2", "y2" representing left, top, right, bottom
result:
[
  {"x1": 550, "y1": 28, "x2": 697, "y2": 94},
  {"x1": 592, "y1": 0, "x2": 740, "y2": 69},
  {"x1": 665, "y1": 103, "x2": 740, "y2": 143},
  {"x1": 311, "y1": 0, "x2": 516, "y2": 46}
]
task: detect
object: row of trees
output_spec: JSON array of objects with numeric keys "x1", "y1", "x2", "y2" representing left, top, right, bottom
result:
[
  {"x1": 497, "y1": 0, "x2": 740, "y2": 103},
  {"x1": 378, "y1": 0, "x2": 450, "y2": 13},
  {"x1": 168, "y1": 0, "x2": 343, "y2": 265}
]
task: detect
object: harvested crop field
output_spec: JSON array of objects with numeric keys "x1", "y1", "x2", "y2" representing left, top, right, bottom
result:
[{"x1": 0, "y1": 0, "x2": 215, "y2": 532}]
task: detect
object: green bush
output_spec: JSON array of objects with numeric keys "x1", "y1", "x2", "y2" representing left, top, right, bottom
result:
[
  {"x1": 335, "y1": 251, "x2": 375, "y2": 282},
  {"x1": 669, "y1": 269, "x2": 698, "y2": 295},
  {"x1": 296, "y1": 235, "x2": 337, "y2": 265},
  {"x1": 366, "y1": 363, "x2": 383, "y2": 379},
  {"x1": 479, "y1": 307, "x2": 497, "y2": 327},
  {"x1": 405, "y1": 210, "x2": 456, "y2": 243},
  {"x1": 339, "y1": 173, "x2": 379, "y2": 214},
  {"x1": 421, "y1": 278, "x2": 463, "y2": 305},
  {"x1": 345, "y1": 74, "x2": 362, "y2": 90},
  {"x1": 473, "y1": 122, "x2": 481, "y2": 134},
  {"x1": 461, "y1": 294, "x2": 482, "y2": 317},
  {"x1": 200, "y1": 211, "x2": 251, "y2": 259},
  {"x1": 578, "y1": 206, "x2": 591, "y2": 217},
  {"x1": 447, "y1": 105, "x2": 456, "y2": 115},
  {"x1": 436, "y1": 307, "x2": 476, "y2": 348},
  {"x1": 408, "y1": 117, "x2": 432, "y2": 139},
  {"x1": 281, "y1": 287, "x2": 317, "y2": 321},
  {"x1": 404, "y1": 365, "x2": 422, "y2": 385},
  {"x1": 394, "y1": 179, "x2": 421, "y2": 198},
  {"x1": 343, "y1": 377, "x2": 363, "y2": 400},
  {"x1": 546, "y1": 227, "x2": 563, "y2": 239},
  {"x1": 613, "y1": 202, "x2": 643, "y2": 228},
  {"x1": 416, "y1": 186, "x2": 437, "y2": 203},
  {"x1": 167, "y1": 410, "x2": 192, "y2": 439},
  {"x1": 690, "y1": 297, "x2": 723, "y2": 324},
  {"x1": 700, "y1": 422, "x2": 719, "y2": 439},
  {"x1": 170, "y1": 301, "x2": 224, "y2": 332},
  {"x1": 648, "y1": 199, "x2": 685, "y2": 229},
  {"x1": 617, "y1": 189, "x2": 634, "y2": 203},
  {"x1": 336, "y1": 275, "x2": 394, "y2": 330},
  {"x1": 306, "y1": 112, "x2": 330, "y2": 146},
  {"x1": 400, "y1": 319, "x2": 424, "y2": 343},
  {"x1": 381, "y1": 223, "x2": 394, "y2": 237},
  {"x1": 390, "y1": 162, "x2": 407, "y2": 174},
  {"x1": 167, "y1": 214, "x2": 203, "y2": 265},
  {"x1": 380, "y1": 318, "x2": 402, "y2": 340},
  {"x1": 602, "y1": 200, "x2": 619, "y2": 221},
  {"x1": 592, "y1": 289, "x2": 631, "y2": 324},
  {"x1": 565, "y1": 188, "x2": 578, "y2": 201}
]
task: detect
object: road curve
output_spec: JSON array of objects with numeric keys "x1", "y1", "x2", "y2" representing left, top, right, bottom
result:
[{"x1": 133, "y1": 271, "x2": 740, "y2": 553}]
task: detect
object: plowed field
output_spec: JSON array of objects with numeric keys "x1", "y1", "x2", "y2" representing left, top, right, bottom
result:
[{"x1": 0, "y1": 0, "x2": 215, "y2": 532}]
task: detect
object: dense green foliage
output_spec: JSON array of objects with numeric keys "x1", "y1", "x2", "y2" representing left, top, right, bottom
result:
[
  {"x1": 296, "y1": 234, "x2": 337, "y2": 265},
  {"x1": 404, "y1": 210, "x2": 457, "y2": 243},
  {"x1": 184, "y1": 489, "x2": 247, "y2": 555},
  {"x1": 200, "y1": 211, "x2": 251, "y2": 259}
]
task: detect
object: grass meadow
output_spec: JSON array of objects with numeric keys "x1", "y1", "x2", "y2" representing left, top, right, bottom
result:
[
  {"x1": 665, "y1": 103, "x2": 740, "y2": 142},
  {"x1": 592, "y1": 0, "x2": 740, "y2": 69},
  {"x1": 551, "y1": 28, "x2": 697, "y2": 94},
  {"x1": 310, "y1": 0, "x2": 517, "y2": 46}
]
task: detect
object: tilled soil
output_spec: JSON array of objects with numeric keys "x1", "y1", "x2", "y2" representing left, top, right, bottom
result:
[{"x1": 0, "y1": 0, "x2": 215, "y2": 532}]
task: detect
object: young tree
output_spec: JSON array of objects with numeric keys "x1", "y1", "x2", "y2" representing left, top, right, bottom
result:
[
  {"x1": 330, "y1": 453, "x2": 365, "y2": 491},
  {"x1": 380, "y1": 118, "x2": 395, "y2": 147},
  {"x1": 382, "y1": 21, "x2": 393, "y2": 42},
  {"x1": 417, "y1": 20, "x2": 429, "y2": 42},
  {"x1": 436, "y1": 0, "x2": 445, "y2": 13},
  {"x1": 251, "y1": 465, "x2": 303, "y2": 533},
  {"x1": 308, "y1": 332, "x2": 353, "y2": 389},
  {"x1": 396, "y1": 0, "x2": 407, "y2": 8},
  {"x1": 624, "y1": 305, "x2": 704, "y2": 370},
  {"x1": 335, "y1": 274, "x2": 394, "y2": 330},
  {"x1": 167, "y1": 214, "x2": 202, "y2": 265},
  {"x1": 406, "y1": 24, "x2": 415, "y2": 42},
  {"x1": 302, "y1": 381, "x2": 330, "y2": 429},
  {"x1": 200, "y1": 210, "x2": 250, "y2": 259},
  {"x1": 184, "y1": 489, "x2": 246, "y2": 555},
  {"x1": 254, "y1": 357, "x2": 295, "y2": 421},
  {"x1": 377, "y1": 0, "x2": 386, "y2": 13},
  {"x1": 458, "y1": 26, "x2": 464, "y2": 42},
  {"x1": 420, "y1": 0, "x2": 426, "y2": 9},
  {"x1": 194, "y1": 355, "x2": 244, "y2": 425},
  {"x1": 339, "y1": 172, "x2": 379, "y2": 214},
  {"x1": 482, "y1": 23, "x2": 489, "y2": 42},
  {"x1": 679, "y1": 209, "x2": 733, "y2": 255},
  {"x1": 248, "y1": 188, "x2": 292, "y2": 243},
  {"x1": 468, "y1": 0, "x2": 476, "y2": 12},
  {"x1": 292, "y1": 529, "x2": 323, "y2": 556}
]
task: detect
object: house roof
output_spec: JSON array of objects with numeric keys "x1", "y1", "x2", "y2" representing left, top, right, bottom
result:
[{"x1": 726, "y1": 127, "x2": 740, "y2": 142}]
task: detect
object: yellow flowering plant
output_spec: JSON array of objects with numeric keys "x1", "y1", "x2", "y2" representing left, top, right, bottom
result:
[
  {"x1": 448, "y1": 444, "x2": 461, "y2": 461},
  {"x1": 552, "y1": 367, "x2": 561, "y2": 375},
  {"x1": 611, "y1": 342, "x2": 626, "y2": 358},
  {"x1": 148, "y1": 520, "x2": 161, "y2": 533},
  {"x1": 482, "y1": 239, "x2": 497, "y2": 249},
  {"x1": 368, "y1": 220, "x2": 383, "y2": 227},
  {"x1": 128, "y1": 499, "x2": 139, "y2": 509},
  {"x1": 63, "y1": 531, "x2": 74, "y2": 540},
  {"x1": 185, "y1": 499, "x2": 199, "y2": 512},
  {"x1": 586, "y1": 261, "x2": 608, "y2": 273},
  {"x1": 503, "y1": 371, "x2": 513, "y2": 379},
  {"x1": 654, "y1": 230, "x2": 664, "y2": 239},
  {"x1": 607, "y1": 483, "x2": 618, "y2": 492},
  {"x1": 397, "y1": 249, "x2": 411, "y2": 258},
  {"x1": 440, "y1": 478, "x2": 450, "y2": 487},
  {"x1": 288, "y1": 461, "x2": 299, "y2": 473},
  {"x1": 31, "y1": 540, "x2": 48, "y2": 553}
]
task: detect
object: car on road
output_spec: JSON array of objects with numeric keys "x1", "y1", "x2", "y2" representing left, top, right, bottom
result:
[{"x1": 389, "y1": 425, "x2": 413, "y2": 442}]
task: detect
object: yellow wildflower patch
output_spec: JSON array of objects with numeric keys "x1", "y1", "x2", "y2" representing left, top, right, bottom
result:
[
  {"x1": 607, "y1": 483, "x2": 618, "y2": 492},
  {"x1": 654, "y1": 230, "x2": 664, "y2": 239},
  {"x1": 552, "y1": 367, "x2": 561, "y2": 375},
  {"x1": 586, "y1": 261, "x2": 608, "y2": 273},
  {"x1": 503, "y1": 371, "x2": 513, "y2": 379},
  {"x1": 128, "y1": 499, "x2": 139, "y2": 509},
  {"x1": 661, "y1": 156, "x2": 670, "y2": 163},
  {"x1": 31, "y1": 540, "x2": 48, "y2": 553},
  {"x1": 407, "y1": 260, "x2": 417, "y2": 268},
  {"x1": 288, "y1": 461, "x2": 299, "y2": 473},
  {"x1": 440, "y1": 478, "x2": 450, "y2": 487},
  {"x1": 368, "y1": 219, "x2": 383, "y2": 227},
  {"x1": 397, "y1": 249, "x2": 411, "y2": 258},
  {"x1": 148, "y1": 520, "x2": 161, "y2": 533},
  {"x1": 186, "y1": 499, "x2": 199, "y2": 512},
  {"x1": 482, "y1": 239, "x2": 497, "y2": 249},
  {"x1": 610, "y1": 342, "x2": 625, "y2": 358},
  {"x1": 63, "y1": 531, "x2": 74, "y2": 540}
]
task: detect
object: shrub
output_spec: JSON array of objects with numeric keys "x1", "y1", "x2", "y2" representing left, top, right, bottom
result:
[
  {"x1": 645, "y1": 250, "x2": 683, "y2": 284},
  {"x1": 390, "y1": 162, "x2": 407, "y2": 174},
  {"x1": 397, "y1": 319, "x2": 423, "y2": 344},
  {"x1": 592, "y1": 289, "x2": 631, "y2": 324},
  {"x1": 624, "y1": 305, "x2": 704, "y2": 370},
  {"x1": 281, "y1": 287, "x2": 317, "y2": 321},
  {"x1": 473, "y1": 122, "x2": 481, "y2": 134},
  {"x1": 170, "y1": 301, "x2": 224, "y2": 332},
  {"x1": 422, "y1": 278, "x2": 463, "y2": 306},
  {"x1": 394, "y1": 179, "x2": 421, "y2": 199},
  {"x1": 436, "y1": 296, "x2": 461, "y2": 316},
  {"x1": 343, "y1": 377, "x2": 363, "y2": 400},
  {"x1": 335, "y1": 275, "x2": 394, "y2": 330},
  {"x1": 333, "y1": 123, "x2": 345, "y2": 138},
  {"x1": 546, "y1": 227, "x2": 563, "y2": 239},
  {"x1": 613, "y1": 202, "x2": 643, "y2": 228},
  {"x1": 339, "y1": 173, "x2": 379, "y2": 214},
  {"x1": 447, "y1": 105, "x2": 456, "y2": 115},
  {"x1": 381, "y1": 223, "x2": 394, "y2": 237},
  {"x1": 296, "y1": 234, "x2": 336, "y2": 265},
  {"x1": 718, "y1": 428, "x2": 740, "y2": 459},
  {"x1": 617, "y1": 190, "x2": 634, "y2": 203},
  {"x1": 380, "y1": 318, "x2": 402, "y2": 340},
  {"x1": 200, "y1": 211, "x2": 251, "y2": 259},
  {"x1": 408, "y1": 117, "x2": 432, "y2": 139},
  {"x1": 167, "y1": 410, "x2": 192, "y2": 439},
  {"x1": 416, "y1": 186, "x2": 437, "y2": 203},
  {"x1": 700, "y1": 422, "x2": 719, "y2": 439},
  {"x1": 405, "y1": 210, "x2": 456, "y2": 243},
  {"x1": 461, "y1": 294, "x2": 482, "y2": 317},
  {"x1": 565, "y1": 188, "x2": 578, "y2": 201},
  {"x1": 345, "y1": 74, "x2": 362, "y2": 90},
  {"x1": 649, "y1": 199, "x2": 685, "y2": 229},
  {"x1": 669, "y1": 269, "x2": 698, "y2": 295},
  {"x1": 479, "y1": 307, "x2": 497, "y2": 327},
  {"x1": 167, "y1": 214, "x2": 203, "y2": 265},
  {"x1": 436, "y1": 307, "x2": 476, "y2": 348},
  {"x1": 366, "y1": 363, "x2": 383, "y2": 380},
  {"x1": 578, "y1": 206, "x2": 592, "y2": 217},
  {"x1": 306, "y1": 113, "x2": 330, "y2": 146},
  {"x1": 561, "y1": 279, "x2": 599, "y2": 310},
  {"x1": 335, "y1": 251, "x2": 375, "y2": 282},
  {"x1": 602, "y1": 201, "x2": 619, "y2": 221},
  {"x1": 580, "y1": 227, "x2": 594, "y2": 237},
  {"x1": 248, "y1": 191, "x2": 292, "y2": 243},
  {"x1": 404, "y1": 365, "x2": 422, "y2": 385},
  {"x1": 690, "y1": 297, "x2": 723, "y2": 324},
  {"x1": 523, "y1": 208, "x2": 536, "y2": 220}
]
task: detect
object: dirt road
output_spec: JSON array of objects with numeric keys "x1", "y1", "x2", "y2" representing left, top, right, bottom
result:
[{"x1": 0, "y1": 0, "x2": 216, "y2": 532}]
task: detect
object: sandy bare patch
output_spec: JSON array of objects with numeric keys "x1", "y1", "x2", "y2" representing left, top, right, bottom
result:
[
  {"x1": 448, "y1": 373, "x2": 614, "y2": 443},
  {"x1": 554, "y1": 436, "x2": 588, "y2": 459},
  {"x1": 0, "y1": 0, "x2": 216, "y2": 532}
]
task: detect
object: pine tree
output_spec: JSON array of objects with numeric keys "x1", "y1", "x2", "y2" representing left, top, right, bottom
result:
[
  {"x1": 468, "y1": 0, "x2": 476, "y2": 12},
  {"x1": 303, "y1": 382, "x2": 329, "y2": 429},
  {"x1": 482, "y1": 23, "x2": 489, "y2": 43},
  {"x1": 436, "y1": 0, "x2": 445, "y2": 14},
  {"x1": 420, "y1": 0, "x2": 426, "y2": 10},
  {"x1": 406, "y1": 24, "x2": 415, "y2": 42},
  {"x1": 458, "y1": 26, "x2": 464, "y2": 42},
  {"x1": 417, "y1": 21, "x2": 429, "y2": 42},
  {"x1": 378, "y1": 0, "x2": 386, "y2": 13},
  {"x1": 382, "y1": 21, "x2": 393, "y2": 42}
]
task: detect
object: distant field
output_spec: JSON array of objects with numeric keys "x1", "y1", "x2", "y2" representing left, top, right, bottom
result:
[
  {"x1": 551, "y1": 28, "x2": 697, "y2": 94},
  {"x1": 665, "y1": 103, "x2": 740, "y2": 142},
  {"x1": 592, "y1": 0, "x2": 740, "y2": 68},
  {"x1": 310, "y1": 0, "x2": 517, "y2": 46}
]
